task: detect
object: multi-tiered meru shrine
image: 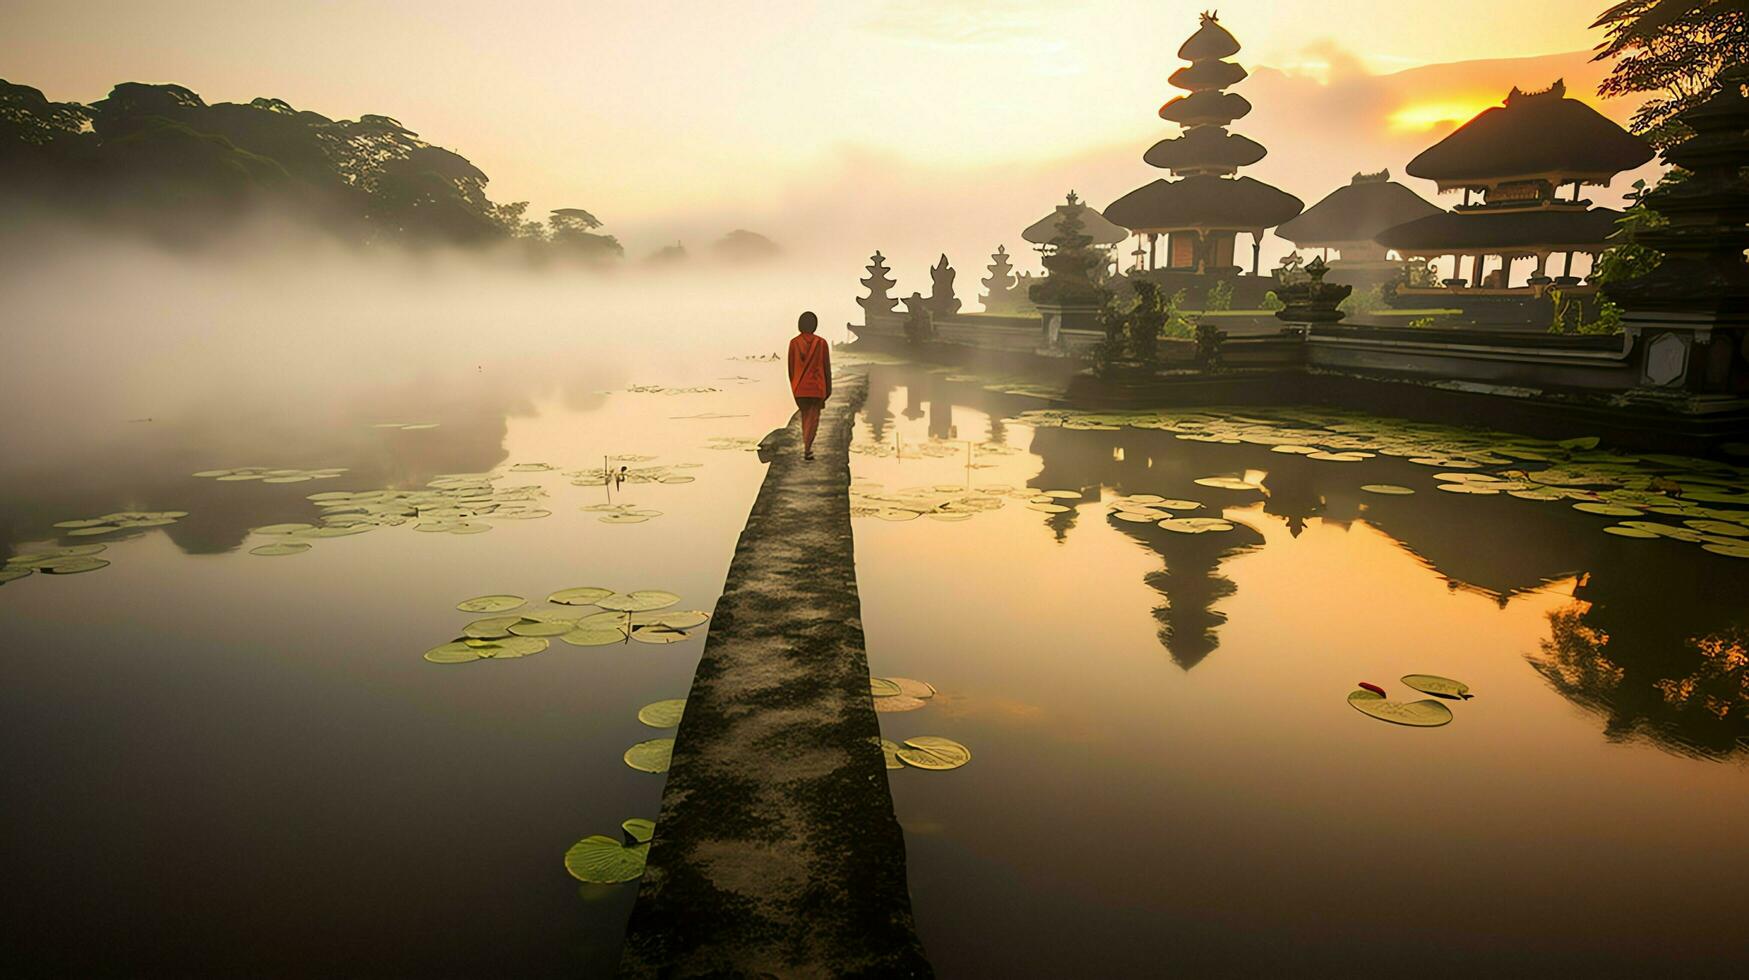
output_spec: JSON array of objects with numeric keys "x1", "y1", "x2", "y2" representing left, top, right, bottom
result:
[{"x1": 1104, "y1": 11, "x2": 1301, "y2": 306}]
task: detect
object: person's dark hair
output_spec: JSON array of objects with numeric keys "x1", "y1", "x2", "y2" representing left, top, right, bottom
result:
[{"x1": 798, "y1": 311, "x2": 818, "y2": 334}]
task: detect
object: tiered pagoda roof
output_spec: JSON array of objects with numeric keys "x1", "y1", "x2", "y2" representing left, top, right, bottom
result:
[
  {"x1": 1104, "y1": 12, "x2": 1301, "y2": 236},
  {"x1": 1277, "y1": 170, "x2": 1443, "y2": 249}
]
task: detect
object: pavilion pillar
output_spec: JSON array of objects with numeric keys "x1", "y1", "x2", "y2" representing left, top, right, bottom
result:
[
  {"x1": 1148, "y1": 233, "x2": 1158, "y2": 271},
  {"x1": 1563, "y1": 251, "x2": 1575, "y2": 277},
  {"x1": 1251, "y1": 236, "x2": 1261, "y2": 276},
  {"x1": 1471, "y1": 254, "x2": 1485, "y2": 287}
]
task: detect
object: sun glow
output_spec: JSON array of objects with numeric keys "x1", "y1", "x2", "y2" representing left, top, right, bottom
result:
[{"x1": 1388, "y1": 98, "x2": 1501, "y2": 131}]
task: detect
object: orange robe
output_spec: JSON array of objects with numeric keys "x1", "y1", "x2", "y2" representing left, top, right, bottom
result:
[{"x1": 788, "y1": 333, "x2": 831, "y2": 399}]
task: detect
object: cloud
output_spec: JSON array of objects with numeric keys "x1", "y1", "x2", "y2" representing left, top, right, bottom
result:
[{"x1": 861, "y1": 0, "x2": 1064, "y2": 52}]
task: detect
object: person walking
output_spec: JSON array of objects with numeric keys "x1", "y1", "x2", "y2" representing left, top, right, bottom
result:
[{"x1": 787, "y1": 311, "x2": 832, "y2": 460}]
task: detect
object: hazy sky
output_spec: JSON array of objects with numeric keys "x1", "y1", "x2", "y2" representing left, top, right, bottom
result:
[{"x1": 3, "y1": 1, "x2": 1639, "y2": 265}]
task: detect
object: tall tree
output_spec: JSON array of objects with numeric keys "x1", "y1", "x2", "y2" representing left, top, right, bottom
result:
[{"x1": 1593, "y1": 0, "x2": 1749, "y2": 146}]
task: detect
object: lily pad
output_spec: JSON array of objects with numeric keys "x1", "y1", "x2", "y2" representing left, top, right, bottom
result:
[
  {"x1": 559, "y1": 628, "x2": 629, "y2": 647},
  {"x1": 630, "y1": 627, "x2": 693, "y2": 645},
  {"x1": 1360, "y1": 484, "x2": 1416, "y2": 495},
  {"x1": 476, "y1": 636, "x2": 549, "y2": 659},
  {"x1": 624, "y1": 738, "x2": 675, "y2": 773},
  {"x1": 895, "y1": 736, "x2": 971, "y2": 770},
  {"x1": 255, "y1": 523, "x2": 316, "y2": 535},
  {"x1": 423, "y1": 641, "x2": 481, "y2": 664},
  {"x1": 1346, "y1": 689, "x2": 1453, "y2": 727},
  {"x1": 0, "y1": 568, "x2": 33, "y2": 584},
  {"x1": 1573, "y1": 503, "x2": 1641, "y2": 516},
  {"x1": 563, "y1": 835, "x2": 649, "y2": 884},
  {"x1": 1025, "y1": 502, "x2": 1070, "y2": 514},
  {"x1": 637, "y1": 699, "x2": 686, "y2": 728},
  {"x1": 876, "y1": 737, "x2": 905, "y2": 770},
  {"x1": 508, "y1": 620, "x2": 575, "y2": 637},
  {"x1": 598, "y1": 590, "x2": 681, "y2": 612},
  {"x1": 249, "y1": 542, "x2": 311, "y2": 557},
  {"x1": 1194, "y1": 477, "x2": 1261, "y2": 491},
  {"x1": 873, "y1": 695, "x2": 928, "y2": 713},
  {"x1": 463, "y1": 615, "x2": 524, "y2": 638},
  {"x1": 548, "y1": 586, "x2": 614, "y2": 606},
  {"x1": 622, "y1": 818, "x2": 656, "y2": 844},
  {"x1": 888, "y1": 677, "x2": 936, "y2": 699},
  {"x1": 870, "y1": 677, "x2": 904, "y2": 697},
  {"x1": 1158, "y1": 517, "x2": 1235, "y2": 534},
  {"x1": 1401, "y1": 674, "x2": 1473, "y2": 700},
  {"x1": 657, "y1": 610, "x2": 710, "y2": 630},
  {"x1": 1603, "y1": 525, "x2": 1660, "y2": 539},
  {"x1": 456, "y1": 594, "x2": 526, "y2": 613}
]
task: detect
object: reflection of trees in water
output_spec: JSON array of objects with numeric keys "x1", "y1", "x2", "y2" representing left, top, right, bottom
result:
[
  {"x1": 0, "y1": 373, "x2": 609, "y2": 560},
  {"x1": 1530, "y1": 563, "x2": 1749, "y2": 759},
  {"x1": 863, "y1": 372, "x2": 896, "y2": 444}
]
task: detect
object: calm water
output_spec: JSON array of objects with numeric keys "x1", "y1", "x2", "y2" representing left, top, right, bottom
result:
[
  {"x1": 853, "y1": 364, "x2": 1749, "y2": 978},
  {"x1": 2, "y1": 255, "x2": 1745, "y2": 976}
]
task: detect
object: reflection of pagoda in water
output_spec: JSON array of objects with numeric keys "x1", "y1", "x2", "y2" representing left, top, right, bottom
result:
[
  {"x1": 1377, "y1": 81, "x2": 1654, "y2": 325},
  {"x1": 1104, "y1": 12, "x2": 1301, "y2": 292}
]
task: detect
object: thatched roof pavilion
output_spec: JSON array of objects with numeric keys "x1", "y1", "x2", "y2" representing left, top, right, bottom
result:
[
  {"x1": 1406, "y1": 80, "x2": 1654, "y2": 193},
  {"x1": 1377, "y1": 80, "x2": 1652, "y2": 292},
  {"x1": 1276, "y1": 170, "x2": 1442, "y2": 257}
]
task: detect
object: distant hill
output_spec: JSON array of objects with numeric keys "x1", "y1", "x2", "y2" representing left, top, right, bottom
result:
[{"x1": 711, "y1": 229, "x2": 782, "y2": 263}]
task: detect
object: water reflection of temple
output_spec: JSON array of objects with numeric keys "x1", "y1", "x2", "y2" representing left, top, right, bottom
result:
[{"x1": 865, "y1": 365, "x2": 1748, "y2": 757}]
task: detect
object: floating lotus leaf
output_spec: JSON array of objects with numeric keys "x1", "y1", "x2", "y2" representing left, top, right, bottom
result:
[
  {"x1": 191, "y1": 469, "x2": 236, "y2": 478},
  {"x1": 508, "y1": 620, "x2": 575, "y2": 637},
  {"x1": 1308, "y1": 451, "x2": 1369, "y2": 462},
  {"x1": 1154, "y1": 499, "x2": 1202, "y2": 510},
  {"x1": 478, "y1": 636, "x2": 549, "y2": 658},
  {"x1": 1401, "y1": 674, "x2": 1473, "y2": 699},
  {"x1": 622, "y1": 818, "x2": 656, "y2": 844},
  {"x1": 249, "y1": 543, "x2": 311, "y2": 557},
  {"x1": 463, "y1": 615, "x2": 524, "y2": 638},
  {"x1": 1158, "y1": 517, "x2": 1235, "y2": 534},
  {"x1": 870, "y1": 677, "x2": 904, "y2": 697},
  {"x1": 1026, "y1": 502, "x2": 1071, "y2": 514},
  {"x1": 600, "y1": 514, "x2": 651, "y2": 524},
  {"x1": 630, "y1": 627, "x2": 692, "y2": 645},
  {"x1": 560, "y1": 628, "x2": 629, "y2": 647},
  {"x1": 624, "y1": 738, "x2": 675, "y2": 773},
  {"x1": 1361, "y1": 484, "x2": 1416, "y2": 495},
  {"x1": 1508, "y1": 489, "x2": 1566, "y2": 501},
  {"x1": 874, "y1": 509, "x2": 920, "y2": 521},
  {"x1": 579, "y1": 611, "x2": 633, "y2": 629},
  {"x1": 548, "y1": 586, "x2": 614, "y2": 606},
  {"x1": 1686, "y1": 519, "x2": 1749, "y2": 538},
  {"x1": 1346, "y1": 689, "x2": 1453, "y2": 727},
  {"x1": 888, "y1": 677, "x2": 936, "y2": 699},
  {"x1": 658, "y1": 610, "x2": 710, "y2": 630},
  {"x1": 1436, "y1": 484, "x2": 1498, "y2": 495},
  {"x1": 53, "y1": 518, "x2": 110, "y2": 529},
  {"x1": 637, "y1": 699, "x2": 687, "y2": 728},
  {"x1": 875, "y1": 737, "x2": 905, "y2": 769},
  {"x1": 1703, "y1": 542, "x2": 1749, "y2": 558},
  {"x1": 926, "y1": 512, "x2": 973, "y2": 522},
  {"x1": 1124, "y1": 494, "x2": 1165, "y2": 504},
  {"x1": 873, "y1": 695, "x2": 927, "y2": 713},
  {"x1": 1603, "y1": 525, "x2": 1660, "y2": 538},
  {"x1": 456, "y1": 594, "x2": 526, "y2": 613},
  {"x1": 0, "y1": 568, "x2": 31, "y2": 584},
  {"x1": 1194, "y1": 477, "x2": 1261, "y2": 491},
  {"x1": 255, "y1": 523, "x2": 315, "y2": 535},
  {"x1": 598, "y1": 590, "x2": 681, "y2": 612},
  {"x1": 1270, "y1": 445, "x2": 1320, "y2": 455},
  {"x1": 895, "y1": 736, "x2": 971, "y2": 770},
  {"x1": 1111, "y1": 511, "x2": 1162, "y2": 522},
  {"x1": 1573, "y1": 503, "x2": 1641, "y2": 516},
  {"x1": 1040, "y1": 490, "x2": 1083, "y2": 499},
  {"x1": 1558, "y1": 436, "x2": 1601, "y2": 450},
  {"x1": 423, "y1": 641, "x2": 481, "y2": 664},
  {"x1": 66, "y1": 526, "x2": 124, "y2": 537},
  {"x1": 563, "y1": 835, "x2": 649, "y2": 884}
]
